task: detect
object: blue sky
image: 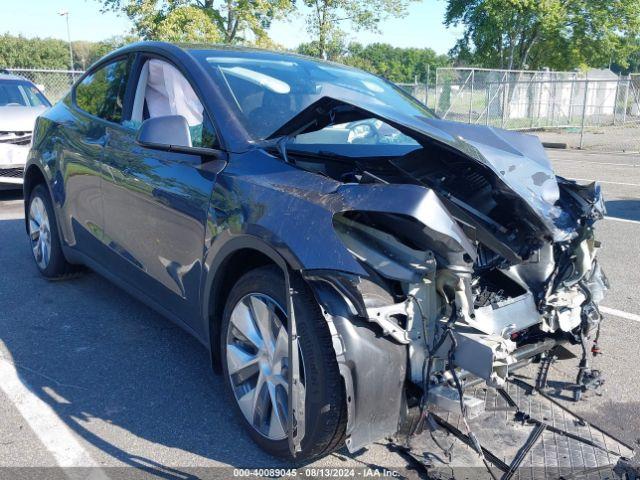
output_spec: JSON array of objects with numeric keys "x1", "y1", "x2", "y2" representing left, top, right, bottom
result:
[{"x1": 0, "y1": 0, "x2": 461, "y2": 55}]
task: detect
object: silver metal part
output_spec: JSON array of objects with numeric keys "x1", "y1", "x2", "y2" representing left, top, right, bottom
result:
[
  {"x1": 468, "y1": 292, "x2": 541, "y2": 336},
  {"x1": 285, "y1": 275, "x2": 305, "y2": 455},
  {"x1": 225, "y1": 293, "x2": 302, "y2": 442},
  {"x1": 365, "y1": 301, "x2": 411, "y2": 344},
  {"x1": 544, "y1": 287, "x2": 587, "y2": 332},
  {"x1": 334, "y1": 214, "x2": 436, "y2": 282},
  {"x1": 435, "y1": 326, "x2": 517, "y2": 388},
  {"x1": 28, "y1": 195, "x2": 51, "y2": 270},
  {"x1": 427, "y1": 384, "x2": 485, "y2": 419}
]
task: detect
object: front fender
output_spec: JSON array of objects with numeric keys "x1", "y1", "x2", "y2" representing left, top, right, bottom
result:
[
  {"x1": 303, "y1": 272, "x2": 407, "y2": 452},
  {"x1": 200, "y1": 231, "x2": 291, "y2": 345}
]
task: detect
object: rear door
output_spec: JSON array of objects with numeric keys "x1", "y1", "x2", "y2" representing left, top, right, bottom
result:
[
  {"x1": 59, "y1": 55, "x2": 132, "y2": 260},
  {"x1": 101, "y1": 57, "x2": 222, "y2": 335}
]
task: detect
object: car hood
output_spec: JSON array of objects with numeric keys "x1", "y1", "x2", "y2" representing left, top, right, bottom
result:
[
  {"x1": 267, "y1": 96, "x2": 575, "y2": 242},
  {"x1": 0, "y1": 106, "x2": 47, "y2": 132}
]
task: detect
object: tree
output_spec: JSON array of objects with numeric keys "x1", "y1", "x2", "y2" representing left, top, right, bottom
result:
[
  {"x1": 296, "y1": 41, "x2": 451, "y2": 83},
  {"x1": 98, "y1": 0, "x2": 292, "y2": 45},
  {"x1": 302, "y1": 0, "x2": 417, "y2": 59},
  {"x1": 0, "y1": 34, "x2": 136, "y2": 70},
  {"x1": 343, "y1": 42, "x2": 449, "y2": 83},
  {"x1": 0, "y1": 34, "x2": 70, "y2": 69},
  {"x1": 444, "y1": 0, "x2": 640, "y2": 71}
]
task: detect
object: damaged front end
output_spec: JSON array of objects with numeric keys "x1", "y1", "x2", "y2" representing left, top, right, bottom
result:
[{"x1": 271, "y1": 97, "x2": 609, "y2": 453}]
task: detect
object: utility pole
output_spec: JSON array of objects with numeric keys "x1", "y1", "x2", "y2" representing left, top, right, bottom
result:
[{"x1": 58, "y1": 11, "x2": 74, "y2": 71}]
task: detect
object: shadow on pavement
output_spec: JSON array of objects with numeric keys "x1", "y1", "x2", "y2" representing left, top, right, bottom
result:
[
  {"x1": 0, "y1": 218, "x2": 354, "y2": 476},
  {"x1": 0, "y1": 189, "x2": 23, "y2": 202},
  {"x1": 606, "y1": 200, "x2": 640, "y2": 222}
]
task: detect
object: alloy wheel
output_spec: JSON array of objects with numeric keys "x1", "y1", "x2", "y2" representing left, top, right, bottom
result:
[
  {"x1": 28, "y1": 196, "x2": 51, "y2": 270},
  {"x1": 226, "y1": 293, "x2": 304, "y2": 440}
]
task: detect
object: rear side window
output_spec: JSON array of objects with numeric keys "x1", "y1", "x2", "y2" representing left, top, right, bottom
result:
[{"x1": 75, "y1": 57, "x2": 130, "y2": 123}]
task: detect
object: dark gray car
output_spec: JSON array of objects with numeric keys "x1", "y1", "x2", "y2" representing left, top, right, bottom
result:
[{"x1": 23, "y1": 41, "x2": 608, "y2": 461}]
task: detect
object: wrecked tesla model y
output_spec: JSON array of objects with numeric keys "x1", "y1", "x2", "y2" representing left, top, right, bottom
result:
[{"x1": 24, "y1": 42, "x2": 608, "y2": 461}]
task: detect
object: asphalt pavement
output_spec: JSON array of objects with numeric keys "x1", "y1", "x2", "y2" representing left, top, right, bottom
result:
[{"x1": 0, "y1": 148, "x2": 639, "y2": 476}]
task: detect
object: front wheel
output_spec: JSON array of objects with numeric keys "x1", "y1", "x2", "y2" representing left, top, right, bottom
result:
[
  {"x1": 220, "y1": 266, "x2": 347, "y2": 461},
  {"x1": 27, "y1": 184, "x2": 76, "y2": 279}
]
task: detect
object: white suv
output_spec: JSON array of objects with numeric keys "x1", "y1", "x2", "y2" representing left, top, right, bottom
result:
[{"x1": 0, "y1": 73, "x2": 51, "y2": 189}]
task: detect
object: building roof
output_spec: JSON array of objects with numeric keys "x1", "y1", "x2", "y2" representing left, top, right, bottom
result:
[{"x1": 586, "y1": 68, "x2": 618, "y2": 80}]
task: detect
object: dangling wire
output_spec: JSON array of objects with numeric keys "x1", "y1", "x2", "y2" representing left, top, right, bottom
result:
[{"x1": 446, "y1": 329, "x2": 499, "y2": 480}]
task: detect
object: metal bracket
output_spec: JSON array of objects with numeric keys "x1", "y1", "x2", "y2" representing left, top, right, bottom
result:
[
  {"x1": 365, "y1": 301, "x2": 411, "y2": 344},
  {"x1": 285, "y1": 269, "x2": 305, "y2": 456}
]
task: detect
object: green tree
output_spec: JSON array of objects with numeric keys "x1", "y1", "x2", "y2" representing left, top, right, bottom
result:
[
  {"x1": 297, "y1": 41, "x2": 451, "y2": 83},
  {"x1": 0, "y1": 34, "x2": 136, "y2": 70},
  {"x1": 0, "y1": 34, "x2": 70, "y2": 69},
  {"x1": 444, "y1": 0, "x2": 640, "y2": 71},
  {"x1": 302, "y1": 0, "x2": 418, "y2": 60},
  {"x1": 98, "y1": 0, "x2": 292, "y2": 45},
  {"x1": 343, "y1": 42, "x2": 449, "y2": 83}
]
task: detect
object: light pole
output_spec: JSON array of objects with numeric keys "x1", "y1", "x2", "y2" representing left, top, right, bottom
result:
[{"x1": 58, "y1": 10, "x2": 74, "y2": 71}]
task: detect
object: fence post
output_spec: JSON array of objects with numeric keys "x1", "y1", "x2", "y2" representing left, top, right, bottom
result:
[
  {"x1": 425, "y1": 65, "x2": 430, "y2": 108},
  {"x1": 579, "y1": 80, "x2": 589, "y2": 149},
  {"x1": 501, "y1": 81, "x2": 508, "y2": 128},
  {"x1": 613, "y1": 76, "x2": 620, "y2": 126},
  {"x1": 485, "y1": 86, "x2": 490, "y2": 125},
  {"x1": 468, "y1": 70, "x2": 474, "y2": 123},
  {"x1": 434, "y1": 68, "x2": 440, "y2": 115},
  {"x1": 623, "y1": 76, "x2": 630, "y2": 124},
  {"x1": 550, "y1": 80, "x2": 557, "y2": 126},
  {"x1": 568, "y1": 76, "x2": 575, "y2": 123}
]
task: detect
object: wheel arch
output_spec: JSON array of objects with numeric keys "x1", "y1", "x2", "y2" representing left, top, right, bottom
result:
[
  {"x1": 203, "y1": 234, "x2": 295, "y2": 373},
  {"x1": 22, "y1": 164, "x2": 48, "y2": 225}
]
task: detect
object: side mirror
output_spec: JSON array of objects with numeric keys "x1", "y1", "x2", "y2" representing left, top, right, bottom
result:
[{"x1": 136, "y1": 115, "x2": 220, "y2": 158}]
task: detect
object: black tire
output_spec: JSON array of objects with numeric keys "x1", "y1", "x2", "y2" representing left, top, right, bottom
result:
[
  {"x1": 27, "y1": 184, "x2": 77, "y2": 279},
  {"x1": 220, "y1": 265, "x2": 347, "y2": 462}
]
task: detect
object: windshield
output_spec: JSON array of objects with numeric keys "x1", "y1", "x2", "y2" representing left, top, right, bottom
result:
[
  {"x1": 193, "y1": 51, "x2": 435, "y2": 141},
  {"x1": 0, "y1": 80, "x2": 50, "y2": 107}
]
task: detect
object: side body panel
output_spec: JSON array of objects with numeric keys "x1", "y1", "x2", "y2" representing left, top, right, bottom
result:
[
  {"x1": 53, "y1": 103, "x2": 108, "y2": 255},
  {"x1": 101, "y1": 124, "x2": 221, "y2": 335}
]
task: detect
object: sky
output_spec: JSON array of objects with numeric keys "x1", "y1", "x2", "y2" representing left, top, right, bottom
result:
[{"x1": 0, "y1": 0, "x2": 462, "y2": 55}]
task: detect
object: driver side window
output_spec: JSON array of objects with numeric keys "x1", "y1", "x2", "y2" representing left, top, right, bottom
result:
[{"x1": 128, "y1": 58, "x2": 218, "y2": 149}]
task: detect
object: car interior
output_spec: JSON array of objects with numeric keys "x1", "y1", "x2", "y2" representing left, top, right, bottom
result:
[{"x1": 128, "y1": 59, "x2": 205, "y2": 147}]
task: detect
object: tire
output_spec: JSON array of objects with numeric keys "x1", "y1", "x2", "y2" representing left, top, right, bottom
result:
[
  {"x1": 27, "y1": 184, "x2": 77, "y2": 279},
  {"x1": 220, "y1": 265, "x2": 347, "y2": 462}
]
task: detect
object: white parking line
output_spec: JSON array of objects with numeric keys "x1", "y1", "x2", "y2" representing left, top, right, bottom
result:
[
  {"x1": 600, "y1": 306, "x2": 640, "y2": 323},
  {"x1": 552, "y1": 158, "x2": 639, "y2": 167},
  {"x1": 0, "y1": 356, "x2": 109, "y2": 477},
  {"x1": 570, "y1": 178, "x2": 640, "y2": 187},
  {"x1": 604, "y1": 216, "x2": 640, "y2": 225}
]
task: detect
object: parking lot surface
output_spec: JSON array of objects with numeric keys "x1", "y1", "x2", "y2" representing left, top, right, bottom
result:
[{"x1": 0, "y1": 149, "x2": 639, "y2": 476}]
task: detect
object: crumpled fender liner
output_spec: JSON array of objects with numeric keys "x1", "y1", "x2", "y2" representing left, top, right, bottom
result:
[{"x1": 303, "y1": 273, "x2": 407, "y2": 452}]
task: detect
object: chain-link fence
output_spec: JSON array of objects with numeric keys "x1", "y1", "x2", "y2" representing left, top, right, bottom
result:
[
  {"x1": 396, "y1": 81, "x2": 431, "y2": 108},
  {"x1": 433, "y1": 67, "x2": 640, "y2": 152},
  {"x1": 4, "y1": 68, "x2": 83, "y2": 104},
  {"x1": 5, "y1": 66, "x2": 638, "y2": 153}
]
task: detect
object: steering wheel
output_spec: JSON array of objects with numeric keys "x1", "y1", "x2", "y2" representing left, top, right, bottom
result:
[{"x1": 347, "y1": 120, "x2": 380, "y2": 144}]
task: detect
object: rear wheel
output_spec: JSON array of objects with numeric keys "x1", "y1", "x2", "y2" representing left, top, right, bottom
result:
[
  {"x1": 27, "y1": 184, "x2": 76, "y2": 279},
  {"x1": 220, "y1": 265, "x2": 347, "y2": 461}
]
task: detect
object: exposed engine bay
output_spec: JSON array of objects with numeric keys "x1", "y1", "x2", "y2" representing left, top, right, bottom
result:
[{"x1": 268, "y1": 97, "x2": 610, "y2": 454}]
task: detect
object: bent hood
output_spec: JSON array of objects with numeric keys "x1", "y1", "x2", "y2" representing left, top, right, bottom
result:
[{"x1": 268, "y1": 96, "x2": 575, "y2": 242}]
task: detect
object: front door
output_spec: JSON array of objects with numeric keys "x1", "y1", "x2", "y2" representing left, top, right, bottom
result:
[{"x1": 101, "y1": 58, "x2": 222, "y2": 335}]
